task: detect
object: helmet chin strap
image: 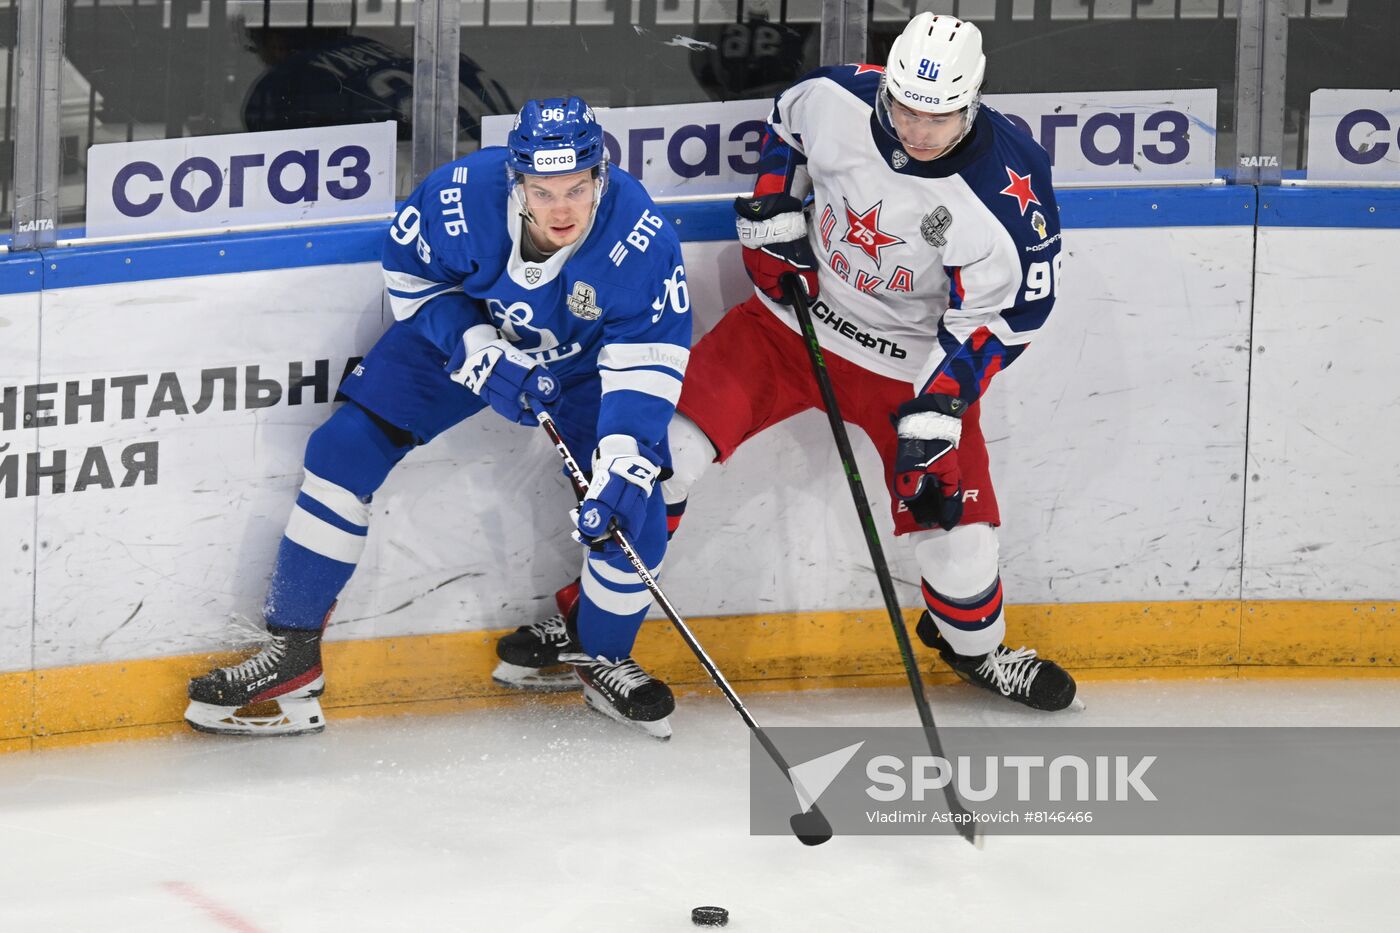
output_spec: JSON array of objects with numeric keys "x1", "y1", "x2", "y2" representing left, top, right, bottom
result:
[{"x1": 513, "y1": 183, "x2": 537, "y2": 227}]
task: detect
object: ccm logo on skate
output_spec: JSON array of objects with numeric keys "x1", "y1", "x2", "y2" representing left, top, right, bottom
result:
[{"x1": 246, "y1": 674, "x2": 280, "y2": 692}]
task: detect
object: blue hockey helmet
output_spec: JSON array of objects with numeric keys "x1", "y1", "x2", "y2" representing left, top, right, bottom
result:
[{"x1": 507, "y1": 96, "x2": 606, "y2": 177}]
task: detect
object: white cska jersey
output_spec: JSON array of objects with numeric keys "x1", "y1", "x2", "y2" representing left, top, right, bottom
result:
[{"x1": 753, "y1": 64, "x2": 1062, "y2": 402}]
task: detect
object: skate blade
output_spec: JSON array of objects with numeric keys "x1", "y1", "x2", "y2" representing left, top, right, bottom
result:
[
  {"x1": 183, "y1": 698, "x2": 326, "y2": 737},
  {"x1": 491, "y1": 661, "x2": 583, "y2": 693},
  {"x1": 581, "y1": 685, "x2": 673, "y2": 741},
  {"x1": 1068, "y1": 695, "x2": 1086, "y2": 712}
]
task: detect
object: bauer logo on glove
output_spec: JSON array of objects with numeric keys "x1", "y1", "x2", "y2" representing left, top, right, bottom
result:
[{"x1": 733, "y1": 192, "x2": 820, "y2": 304}]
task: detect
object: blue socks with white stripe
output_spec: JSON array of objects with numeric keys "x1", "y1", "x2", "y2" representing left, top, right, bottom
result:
[
  {"x1": 264, "y1": 403, "x2": 413, "y2": 631},
  {"x1": 573, "y1": 490, "x2": 668, "y2": 660}
]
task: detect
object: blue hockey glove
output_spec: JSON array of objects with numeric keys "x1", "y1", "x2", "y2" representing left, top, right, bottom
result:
[
  {"x1": 449, "y1": 324, "x2": 560, "y2": 425},
  {"x1": 892, "y1": 393, "x2": 967, "y2": 531},
  {"x1": 573, "y1": 435, "x2": 661, "y2": 548},
  {"x1": 734, "y1": 193, "x2": 819, "y2": 304}
]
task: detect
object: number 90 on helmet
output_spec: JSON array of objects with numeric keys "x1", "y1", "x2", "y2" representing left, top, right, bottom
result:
[{"x1": 507, "y1": 96, "x2": 607, "y2": 177}]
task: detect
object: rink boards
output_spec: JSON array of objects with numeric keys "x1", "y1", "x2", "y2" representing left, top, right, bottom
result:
[{"x1": 2, "y1": 185, "x2": 1398, "y2": 749}]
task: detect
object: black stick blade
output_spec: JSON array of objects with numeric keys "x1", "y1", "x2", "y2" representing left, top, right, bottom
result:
[{"x1": 790, "y1": 808, "x2": 833, "y2": 846}]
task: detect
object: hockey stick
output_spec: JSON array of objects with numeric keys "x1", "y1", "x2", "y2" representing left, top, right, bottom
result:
[
  {"x1": 534, "y1": 407, "x2": 833, "y2": 847},
  {"x1": 781, "y1": 274, "x2": 981, "y2": 847}
]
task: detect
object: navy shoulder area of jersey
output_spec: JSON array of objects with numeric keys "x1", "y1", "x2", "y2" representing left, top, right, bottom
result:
[
  {"x1": 981, "y1": 106, "x2": 1055, "y2": 185},
  {"x1": 787, "y1": 63, "x2": 882, "y2": 110},
  {"x1": 957, "y1": 107, "x2": 1061, "y2": 252}
]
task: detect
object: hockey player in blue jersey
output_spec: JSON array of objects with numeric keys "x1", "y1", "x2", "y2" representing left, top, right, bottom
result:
[
  {"x1": 185, "y1": 96, "x2": 692, "y2": 739},
  {"x1": 508, "y1": 15, "x2": 1080, "y2": 712}
]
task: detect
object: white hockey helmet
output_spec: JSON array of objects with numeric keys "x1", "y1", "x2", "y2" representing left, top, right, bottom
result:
[
  {"x1": 875, "y1": 14, "x2": 986, "y2": 158},
  {"x1": 884, "y1": 13, "x2": 986, "y2": 115}
]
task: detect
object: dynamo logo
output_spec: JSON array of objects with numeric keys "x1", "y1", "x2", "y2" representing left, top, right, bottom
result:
[{"x1": 916, "y1": 59, "x2": 941, "y2": 81}]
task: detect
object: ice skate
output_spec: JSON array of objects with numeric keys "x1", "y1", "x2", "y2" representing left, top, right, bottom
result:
[
  {"x1": 492, "y1": 591, "x2": 584, "y2": 692},
  {"x1": 575, "y1": 656, "x2": 675, "y2": 740},
  {"x1": 185, "y1": 625, "x2": 327, "y2": 736},
  {"x1": 917, "y1": 612, "x2": 1083, "y2": 712}
]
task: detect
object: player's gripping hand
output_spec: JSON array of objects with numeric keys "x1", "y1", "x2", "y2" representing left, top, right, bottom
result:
[
  {"x1": 734, "y1": 193, "x2": 819, "y2": 304},
  {"x1": 449, "y1": 324, "x2": 560, "y2": 425},
  {"x1": 573, "y1": 435, "x2": 661, "y2": 549},
  {"x1": 892, "y1": 394, "x2": 968, "y2": 531}
]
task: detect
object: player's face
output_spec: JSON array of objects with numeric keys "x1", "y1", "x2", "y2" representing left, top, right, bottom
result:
[
  {"x1": 521, "y1": 169, "x2": 596, "y2": 250},
  {"x1": 889, "y1": 100, "x2": 967, "y2": 160}
]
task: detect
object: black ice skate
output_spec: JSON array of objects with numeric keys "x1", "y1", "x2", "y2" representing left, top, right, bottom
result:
[
  {"x1": 575, "y1": 656, "x2": 675, "y2": 740},
  {"x1": 492, "y1": 584, "x2": 584, "y2": 692},
  {"x1": 185, "y1": 625, "x2": 327, "y2": 736},
  {"x1": 917, "y1": 612, "x2": 1082, "y2": 712}
]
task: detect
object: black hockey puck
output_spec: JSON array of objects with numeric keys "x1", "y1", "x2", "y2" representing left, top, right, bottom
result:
[{"x1": 691, "y1": 905, "x2": 729, "y2": 927}]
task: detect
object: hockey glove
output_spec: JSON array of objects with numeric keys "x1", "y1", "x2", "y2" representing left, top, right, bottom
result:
[
  {"x1": 892, "y1": 394, "x2": 968, "y2": 531},
  {"x1": 734, "y1": 193, "x2": 819, "y2": 304},
  {"x1": 449, "y1": 324, "x2": 560, "y2": 426},
  {"x1": 573, "y1": 434, "x2": 662, "y2": 548}
]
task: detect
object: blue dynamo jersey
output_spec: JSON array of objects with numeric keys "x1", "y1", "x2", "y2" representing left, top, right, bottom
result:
[{"x1": 380, "y1": 148, "x2": 692, "y2": 450}]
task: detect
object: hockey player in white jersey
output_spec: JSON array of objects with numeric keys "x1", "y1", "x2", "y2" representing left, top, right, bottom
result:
[
  {"x1": 508, "y1": 14, "x2": 1079, "y2": 711},
  {"x1": 185, "y1": 96, "x2": 692, "y2": 739}
]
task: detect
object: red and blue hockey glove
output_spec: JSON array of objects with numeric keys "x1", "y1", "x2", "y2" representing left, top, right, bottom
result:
[
  {"x1": 734, "y1": 193, "x2": 819, "y2": 304},
  {"x1": 892, "y1": 393, "x2": 968, "y2": 531},
  {"x1": 449, "y1": 324, "x2": 560, "y2": 426},
  {"x1": 573, "y1": 435, "x2": 661, "y2": 548}
]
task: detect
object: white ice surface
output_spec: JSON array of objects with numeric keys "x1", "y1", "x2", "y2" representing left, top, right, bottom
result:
[{"x1": 2, "y1": 680, "x2": 1397, "y2": 933}]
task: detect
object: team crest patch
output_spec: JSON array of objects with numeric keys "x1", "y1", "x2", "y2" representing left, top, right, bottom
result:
[
  {"x1": 921, "y1": 206, "x2": 953, "y2": 247},
  {"x1": 1031, "y1": 210, "x2": 1048, "y2": 240},
  {"x1": 892, "y1": 150, "x2": 909, "y2": 169},
  {"x1": 567, "y1": 281, "x2": 602, "y2": 320},
  {"x1": 525, "y1": 266, "x2": 542, "y2": 285}
]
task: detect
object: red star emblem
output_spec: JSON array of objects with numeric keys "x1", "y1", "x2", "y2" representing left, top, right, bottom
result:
[
  {"x1": 852, "y1": 64, "x2": 885, "y2": 76},
  {"x1": 841, "y1": 199, "x2": 905, "y2": 268},
  {"x1": 999, "y1": 167, "x2": 1041, "y2": 215}
]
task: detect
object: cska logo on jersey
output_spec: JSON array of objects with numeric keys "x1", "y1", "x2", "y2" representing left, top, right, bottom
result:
[
  {"x1": 999, "y1": 167, "x2": 1041, "y2": 216},
  {"x1": 841, "y1": 199, "x2": 905, "y2": 268}
]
